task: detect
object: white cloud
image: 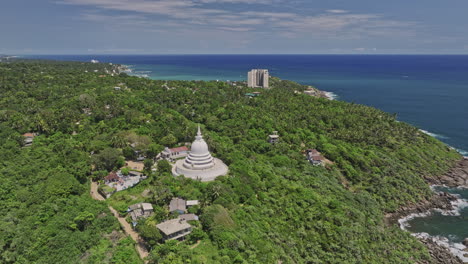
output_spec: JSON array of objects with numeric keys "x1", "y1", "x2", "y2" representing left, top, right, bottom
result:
[
  {"x1": 326, "y1": 9, "x2": 349, "y2": 14},
  {"x1": 60, "y1": 0, "x2": 418, "y2": 40}
]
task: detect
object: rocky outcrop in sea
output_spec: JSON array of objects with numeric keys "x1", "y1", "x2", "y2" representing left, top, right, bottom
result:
[{"x1": 386, "y1": 158, "x2": 468, "y2": 263}]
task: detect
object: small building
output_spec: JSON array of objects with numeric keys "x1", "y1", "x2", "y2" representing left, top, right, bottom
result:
[
  {"x1": 186, "y1": 200, "x2": 199, "y2": 207},
  {"x1": 245, "y1": 93, "x2": 260, "y2": 98},
  {"x1": 129, "y1": 171, "x2": 143, "y2": 177},
  {"x1": 268, "y1": 131, "x2": 280, "y2": 144},
  {"x1": 156, "y1": 218, "x2": 192, "y2": 241},
  {"x1": 128, "y1": 203, "x2": 154, "y2": 225},
  {"x1": 104, "y1": 171, "x2": 120, "y2": 183},
  {"x1": 310, "y1": 155, "x2": 324, "y2": 166},
  {"x1": 136, "y1": 153, "x2": 146, "y2": 162},
  {"x1": 178, "y1": 214, "x2": 199, "y2": 221},
  {"x1": 160, "y1": 146, "x2": 189, "y2": 160},
  {"x1": 306, "y1": 149, "x2": 325, "y2": 166},
  {"x1": 23, "y1": 133, "x2": 37, "y2": 147},
  {"x1": 169, "y1": 198, "x2": 186, "y2": 214}
]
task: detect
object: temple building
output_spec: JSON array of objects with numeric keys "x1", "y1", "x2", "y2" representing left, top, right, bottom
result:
[{"x1": 172, "y1": 126, "x2": 228, "y2": 182}]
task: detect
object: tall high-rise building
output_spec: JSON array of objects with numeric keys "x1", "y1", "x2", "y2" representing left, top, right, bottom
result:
[{"x1": 247, "y1": 69, "x2": 269, "y2": 88}]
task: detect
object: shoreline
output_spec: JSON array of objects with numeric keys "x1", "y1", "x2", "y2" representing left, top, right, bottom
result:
[{"x1": 386, "y1": 158, "x2": 468, "y2": 263}]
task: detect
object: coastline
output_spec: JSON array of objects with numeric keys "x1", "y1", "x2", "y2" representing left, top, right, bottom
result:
[{"x1": 386, "y1": 158, "x2": 468, "y2": 263}]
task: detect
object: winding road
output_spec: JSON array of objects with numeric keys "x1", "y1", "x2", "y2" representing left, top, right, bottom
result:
[{"x1": 90, "y1": 181, "x2": 149, "y2": 262}]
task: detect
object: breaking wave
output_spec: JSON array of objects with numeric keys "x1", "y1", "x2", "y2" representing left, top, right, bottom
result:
[
  {"x1": 399, "y1": 186, "x2": 468, "y2": 262},
  {"x1": 413, "y1": 233, "x2": 468, "y2": 262},
  {"x1": 456, "y1": 148, "x2": 468, "y2": 157},
  {"x1": 323, "y1": 91, "x2": 338, "y2": 100},
  {"x1": 419, "y1": 129, "x2": 449, "y2": 139}
]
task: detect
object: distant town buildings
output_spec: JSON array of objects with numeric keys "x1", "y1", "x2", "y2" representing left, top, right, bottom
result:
[
  {"x1": 247, "y1": 69, "x2": 269, "y2": 88},
  {"x1": 91, "y1": 59, "x2": 99, "y2": 64}
]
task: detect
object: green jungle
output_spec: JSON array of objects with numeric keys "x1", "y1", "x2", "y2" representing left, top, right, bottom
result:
[{"x1": 0, "y1": 60, "x2": 461, "y2": 263}]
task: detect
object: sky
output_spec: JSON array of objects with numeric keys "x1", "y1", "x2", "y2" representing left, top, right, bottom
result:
[{"x1": 1, "y1": 0, "x2": 468, "y2": 54}]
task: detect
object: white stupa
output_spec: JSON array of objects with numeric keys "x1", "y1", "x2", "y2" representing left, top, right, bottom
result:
[{"x1": 172, "y1": 126, "x2": 228, "y2": 182}]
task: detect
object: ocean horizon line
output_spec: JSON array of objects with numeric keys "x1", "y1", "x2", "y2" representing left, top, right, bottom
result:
[{"x1": 20, "y1": 53, "x2": 468, "y2": 57}]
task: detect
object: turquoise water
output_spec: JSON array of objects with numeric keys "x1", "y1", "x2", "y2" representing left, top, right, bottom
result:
[
  {"x1": 406, "y1": 186, "x2": 468, "y2": 243},
  {"x1": 404, "y1": 186, "x2": 468, "y2": 260}
]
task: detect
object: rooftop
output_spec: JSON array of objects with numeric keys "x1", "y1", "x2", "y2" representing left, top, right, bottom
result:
[
  {"x1": 105, "y1": 171, "x2": 119, "y2": 182},
  {"x1": 307, "y1": 149, "x2": 320, "y2": 155},
  {"x1": 186, "y1": 200, "x2": 199, "y2": 206},
  {"x1": 169, "y1": 198, "x2": 186, "y2": 212},
  {"x1": 179, "y1": 214, "x2": 199, "y2": 221},
  {"x1": 156, "y1": 218, "x2": 191, "y2": 236},
  {"x1": 141, "y1": 203, "x2": 153, "y2": 211},
  {"x1": 168, "y1": 146, "x2": 189, "y2": 153}
]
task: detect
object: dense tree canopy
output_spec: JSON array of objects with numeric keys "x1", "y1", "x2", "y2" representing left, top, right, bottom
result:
[{"x1": 0, "y1": 59, "x2": 460, "y2": 263}]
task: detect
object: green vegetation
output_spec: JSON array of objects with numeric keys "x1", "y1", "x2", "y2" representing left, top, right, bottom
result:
[{"x1": 0, "y1": 60, "x2": 460, "y2": 263}]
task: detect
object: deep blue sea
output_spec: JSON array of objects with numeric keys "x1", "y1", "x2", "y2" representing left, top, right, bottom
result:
[
  {"x1": 27, "y1": 54, "x2": 468, "y2": 258},
  {"x1": 29, "y1": 55, "x2": 468, "y2": 155}
]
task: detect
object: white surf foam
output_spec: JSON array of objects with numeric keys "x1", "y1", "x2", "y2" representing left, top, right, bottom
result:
[
  {"x1": 412, "y1": 233, "x2": 468, "y2": 262},
  {"x1": 431, "y1": 185, "x2": 468, "y2": 216},
  {"x1": 398, "y1": 211, "x2": 433, "y2": 230},
  {"x1": 456, "y1": 148, "x2": 468, "y2": 157},
  {"x1": 323, "y1": 91, "x2": 338, "y2": 100},
  {"x1": 419, "y1": 129, "x2": 449, "y2": 139},
  {"x1": 399, "y1": 186, "x2": 468, "y2": 261}
]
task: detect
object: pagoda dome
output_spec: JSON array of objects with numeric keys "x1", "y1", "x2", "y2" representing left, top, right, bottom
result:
[
  {"x1": 172, "y1": 125, "x2": 228, "y2": 182},
  {"x1": 182, "y1": 126, "x2": 214, "y2": 170},
  {"x1": 190, "y1": 138, "x2": 209, "y2": 156}
]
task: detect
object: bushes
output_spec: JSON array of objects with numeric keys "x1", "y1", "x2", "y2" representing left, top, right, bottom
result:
[{"x1": 0, "y1": 60, "x2": 460, "y2": 264}]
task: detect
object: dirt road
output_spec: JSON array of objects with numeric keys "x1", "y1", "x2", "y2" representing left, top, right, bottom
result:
[{"x1": 90, "y1": 181, "x2": 149, "y2": 262}]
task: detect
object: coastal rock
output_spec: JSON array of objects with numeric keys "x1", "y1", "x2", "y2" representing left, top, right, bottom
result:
[
  {"x1": 385, "y1": 158, "x2": 468, "y2": 264},
  {"x1": 427, "y1": 159, "x2": 468, "y2": 188},
  {"x1": 463, "y1": 238, "x2": 468, "y2": 247},
  {"x1": 420, "y1": 238, "x2": 464, "y2": 264},
  {"x1": 385, "y1": 192, "x2": 456, "y2": 225}
]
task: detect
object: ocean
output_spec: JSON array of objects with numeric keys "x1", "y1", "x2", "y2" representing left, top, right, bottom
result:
[
  {"x1": 27, "y1": 54, "x2": 468, "y2": 258},
  {"x1": 400, "y1": 186, "x2": 468, "y2": 261}
]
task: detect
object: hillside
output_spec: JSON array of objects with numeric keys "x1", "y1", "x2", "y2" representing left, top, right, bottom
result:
[{"x1": 0, "y1": 59, "x2": 461, "y2": 263}]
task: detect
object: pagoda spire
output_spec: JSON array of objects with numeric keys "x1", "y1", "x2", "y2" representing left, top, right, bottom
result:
[{"x1": 196, "y1": 124, "x2": 203, "y2": 140}]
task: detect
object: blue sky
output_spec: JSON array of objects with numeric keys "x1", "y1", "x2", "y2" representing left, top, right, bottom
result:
[{"x1": 1, "y1": 0, "x2": 467, "y2": 54}]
